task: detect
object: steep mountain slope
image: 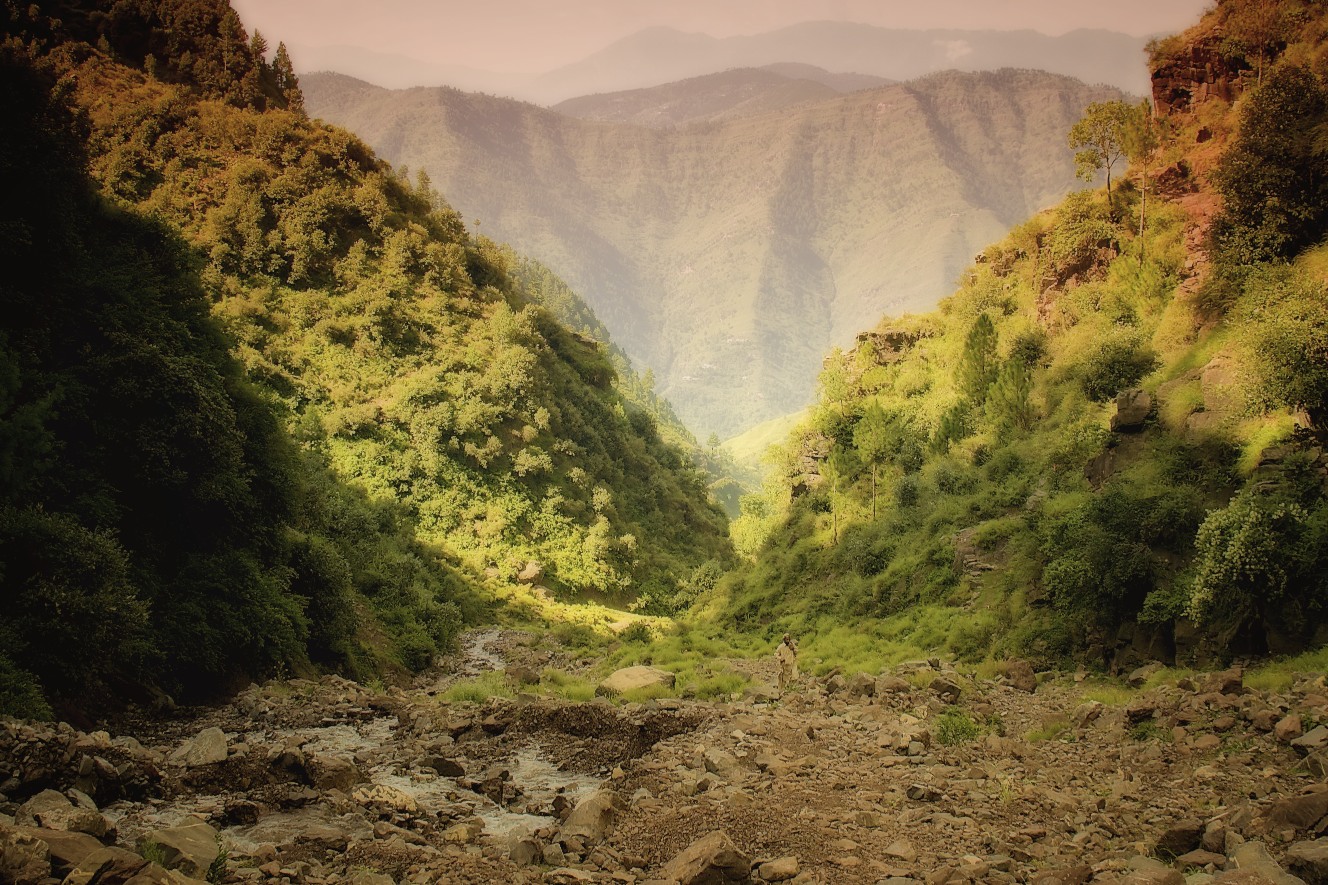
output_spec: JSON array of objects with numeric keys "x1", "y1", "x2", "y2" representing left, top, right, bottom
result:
[
  {"x1": 304, "y1": 70, "x2": 1125, "y2": 438},
  {"x1": 715, "y1": 0, "x2": 1328, "y2": 671},
  {"x1": 527, "y1": 23, "x2": 1150, "y2": 101},
  {"x1": 0, "y1": 1, "x2": 730, "y2": 715}
]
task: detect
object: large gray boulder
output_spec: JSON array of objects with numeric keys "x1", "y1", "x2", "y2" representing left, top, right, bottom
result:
[
  {"x1": 139, "y1": 820, "x2": 219, "y2": 879},
  {"x1": 168, "y1": 727, "x2": 228, "y2": 767}
]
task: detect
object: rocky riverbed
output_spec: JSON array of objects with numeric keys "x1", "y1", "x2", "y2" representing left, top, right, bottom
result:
[{"x1": 4, "y1": 631, "x2": 1328, "y2": 885}]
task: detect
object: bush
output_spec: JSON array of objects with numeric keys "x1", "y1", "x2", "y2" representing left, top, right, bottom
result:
[
  {"x1": 936, "y1": 707, "x2": 981, "y2": 745},
  {"x1": 1075, "y1": 330, "x2": 1157, "y2": 401}
]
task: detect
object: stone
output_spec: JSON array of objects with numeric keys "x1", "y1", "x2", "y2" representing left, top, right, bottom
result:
[
  {"x1": 508, "y1": 832, "x2": 542, "y2": 866},
  {"x1": 1157, "y1": 821, "x2": 1205, "y2": 858},
  {"x1": 884, "y1": 840, "x2": 919, "y2": 863},
  {"x1": 877, "y1": 676, "x2": 912, "y2": 695},
  {"x1": 352, "y1": 784, "x2": 419, "y2": 814},
  {"x1": 443, "y1": 820, "x2": 483, "y2": 844},
  {"x1": 347, "y1": 873, "x2": 395, "y2": 885},
  {"x1": 1073, "y1": 701, "x2": 1104, "y2": 728},
  {"x1": 1178, "y1": 851, "x2": 1228, "y2": 869},
  {"x1": 1294, "y1": 728, "x2": 1328, "y2": 758},
  {"x1": 1032, "y1": 866, "x2": 1093, "y2": 885},
  {"x1": 20, "y1": 828, "x2": 103, "y2": 876},
  {"x1": 907, "y1": 784, "x2": 942, "y2": 802},
  {"x1": 309, "y1": 754, "x2": 364, "y2": 792},
  {"x1": 0, "y1": 826, "x2": 51, "y2": 885},
  {"x1": 660, "y1": 830, "x2": 751, "y2": 884},
  {"x1": 1231, "y1": 841, "x2": 1309, "y2": 885},
  {"x1": 516, "y1": 560, "x2": 543, "y2": 583},
  {"x1": 1112, "y1": 389, "x2": 1154, "y2": 432},
  {"x1": 1277, "y1": 716, "x2": 1307, "y2": 743},
  {"x1": 421, "y1": 756, "x2": 466, "y2": 778},
  {"x1": 1125, "y1": 855, "x2": 1185, "y2": 885},
  {"x1": 1268, "y1": 792, "x2": 1328, "y2": 831},
  {"x1": 168, "y1": 728, "x2": 228, "y2": 768},
  {"x1": 562, "y1": 791, "x2": 625, "y2": 843},
  {"x1": 1286, "y1": 840, "x2": 1328, "y2": 885},
  {"x1": 62, "y1": 846, "x2": 149, "y2": 885},
  {"x1": 839, "y1": 671, "x2": 872, "y2": 698},
  {"x1": 14, "y1": 790, "x2": 108, "y2": 838},
  {"x1": 597, "y1": 666, "x2": 676, "y2": 697},
  {"x1": 758, "y1": 856, "x2": 799, "y2": 881},
  {"x1": 702, "y1": 749, "x2": 743, "y2": 780},
  {"x1": 544, "y1": 870, "x2": 596, "y2": 885},
  {"x1": 1128, "y1": 663, "x2": 1164, "y2": 688},
  {"x1": 930, "y1": 677, "x2": 961, "y2": 704},
  {"x1": 140, "y1": 821, "x2": 219, "y2": 879},
  {"x1": 1005, "y1": 660, "x2": 1037, "y2": 693}
]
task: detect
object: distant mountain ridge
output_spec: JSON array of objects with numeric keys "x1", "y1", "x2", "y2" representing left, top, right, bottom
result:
[
  {"x1": 294, "y1": 23, "x2": 1148, "y2": 102},
  {"x1": 552, "y1": 65, "x2": 894, "y2": 127},
  {"x1": 305, "y1": 68, "x2": 1123, "y2": 437}
]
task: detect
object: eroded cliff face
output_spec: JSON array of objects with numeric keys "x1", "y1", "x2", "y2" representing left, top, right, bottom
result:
[{"x1": 1151, "y1": 36, "x2": 1252, "y2": 115}]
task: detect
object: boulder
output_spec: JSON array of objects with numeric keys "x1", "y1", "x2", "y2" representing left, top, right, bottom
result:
[
  {"x1": 1294, "y1": 727, "x2": 1328, "y2": 758},
  {"x1": 1005, "y1": 660, "x2": 1037, "y2": 693},
  {"x1": 1268, "y1": 792, "x2": 1328, "y2": 832},
  {"x1": 876, "y1": 675, "x2": 911, "y2": 695},
  {"x1": 1156, "y1": 820, "x2": 1204, "y2": 857},
  {"x1": 660, "y1": 830, "x2": 752, "y2": 884},
  {"x1": 562, "y1": 791, "x2": 625, "y2": 843},
  {"x1": 309, "y1": 754, "x2": 364, "y2": 792},
  {"x1": 1111, "y1": 389, "x2": 1153, "y2": 432},
  {"x1": 1286, "y1": 840, "x2": 1328, "y2": 885},
  {"x1": 846, "y1": 672, "x2": 876, "y2": 699},
  {"x1": 0, "y1": 826, "x2": 51, "y2": 885},
  {"x1": 1277, "y1": 716, "x2": 1306, "y2": 743},
  {"x1": 516, "y1": 561, "x2": 543, "y2": 584},
  {"x1": 597, "y1": 666, "x2": 675, "y2": 697},
  {"x1": 62, "y1": 846, "x2": 149, "y2": 885},
  {"x1": 14, "y1": 827, "x2": 104, "y2": 878},
  {"x1": 168, "y1": 728, "x2": 228, "y2": 767},
  {"x1": 930, "y1": 677, "x2": 961, "y2": 704},
  {"x1": 14, "y1": 790, "x2": 109, "y2": 838},
  {"x1": 757, "y1": 856, "x2": 799, "y2": 882},
  {"x1": 1231, "y1": 841, "x2": 1309, "y2": 885},
  {"x1": 139, "y1": 820, "x2": 219, "y2": 879}
]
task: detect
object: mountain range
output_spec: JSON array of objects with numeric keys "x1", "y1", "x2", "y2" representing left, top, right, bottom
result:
[
  {"x1": 291, "y1": 22, "x2": 1149, "y2": 101},
  {"x1": 304, "y1": 67, "x2": 1125, "y2": 437}
]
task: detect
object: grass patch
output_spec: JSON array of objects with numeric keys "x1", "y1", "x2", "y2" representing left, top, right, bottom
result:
[
  {"x1": 936, "y1": 707, "x2": 981, "y2": 745},
  {"x1": 1080, "y1": 683, "x2": 1135, "y2": 706},
  {"x1": 1128, "y1": 719, "x2": 1166, "y2": 742},
  {"x1": 539, "y1": 668, "x2": 598, "y2": 701},
  {"x1": 443, "y1": 671, "x2": 515, "y2": 704},
  {"x1": 1247, "y1": 644, "x2": 1328, "y2": 693}
]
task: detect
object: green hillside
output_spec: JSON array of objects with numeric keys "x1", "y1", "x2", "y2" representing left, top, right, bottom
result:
[
  {"x1": 0, "y1": 0, "x2": 730, "y2": 716},
  {"x1": 712, "y1": 1, "x2": 1328, "y2": 672},
  {"x1": 302, "y1": 69, "x2": 1127, "y2": 439}
]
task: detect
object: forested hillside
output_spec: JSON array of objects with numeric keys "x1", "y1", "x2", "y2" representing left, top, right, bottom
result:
[
  {"x1": 716, "y1": 0, "x2": 1328, "y2": 672},
  {"x1": 0, "y1": 0, "x2": 730, "y2": 717}
]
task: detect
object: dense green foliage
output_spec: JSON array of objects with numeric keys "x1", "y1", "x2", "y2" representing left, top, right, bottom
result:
[
  {"x1": 717, "y1": 19, "x2": 1328, "y2": 667},
  {"x1": 0, "y1": 1, "x2": 730, "y2": 714}
]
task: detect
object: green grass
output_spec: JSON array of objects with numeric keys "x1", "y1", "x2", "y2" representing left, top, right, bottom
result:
[
  {"x1": 936, "y1": 707, "x2": 981, "y2": 745},
  {"x1": 1080, "y1": 683, "x2": 1135, "y2": 706},
  {"x1": 1247, "y1": 644, "x2": 1328, "y2": 692},
  {"x1": 443, "y1": 671, "x2": 516, "y2": 704}
]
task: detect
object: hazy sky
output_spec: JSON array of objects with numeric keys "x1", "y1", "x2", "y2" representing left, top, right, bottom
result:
[{"x1": 232, "y1": 0, "x2": 1214, "y2": 74}]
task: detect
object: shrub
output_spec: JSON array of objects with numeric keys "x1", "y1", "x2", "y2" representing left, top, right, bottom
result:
[{"x1": 936, "y1": 707, "x2": 981, "y2": 745}]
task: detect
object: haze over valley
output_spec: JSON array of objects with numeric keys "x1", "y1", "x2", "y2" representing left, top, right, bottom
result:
[{"x1": 305, "y1": 67, "x2": 1124, "y2": 436}]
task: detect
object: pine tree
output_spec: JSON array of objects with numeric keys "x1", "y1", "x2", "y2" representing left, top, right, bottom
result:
[
  {"x1": 956, "y1": 314, "x2": 999, "y2": 405},
  {"x1": 273, "y1": 42, "x2": 305, "y2": 115}
]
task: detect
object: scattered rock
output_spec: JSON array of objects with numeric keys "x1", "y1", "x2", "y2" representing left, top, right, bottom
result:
[
  {"x1": 14, "y1": 790, "x2": 108, "y2": 838},
  {"x1": 1157, "y1": 820, "x2": 1204, "y2": 858},
  {"x1": 0, "y1": 826, "x2": 51, "y2": 885},
  {"x1": 1286, "y1": 840, "x2": 1328, "y2": 885},
  {"x1": 1277, "y1": 716, "x2": 1306, "y2": 744},
  {"x1": 930, "y1": 677, "x2": 962, "y2": 704},
  {"x1": 1293, "y1": 728, "x2": 1328, "y2": 758}
]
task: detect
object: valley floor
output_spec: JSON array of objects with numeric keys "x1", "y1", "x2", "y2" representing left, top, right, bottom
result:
[{"x1": 3, "y1": 631, "x2": 1328, "y2": 885}]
